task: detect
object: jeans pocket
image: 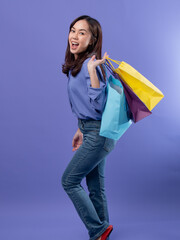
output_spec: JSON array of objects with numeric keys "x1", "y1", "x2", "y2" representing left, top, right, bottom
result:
[{"x1": 103, "y1": 138, "x2": 117, "y2": 152}]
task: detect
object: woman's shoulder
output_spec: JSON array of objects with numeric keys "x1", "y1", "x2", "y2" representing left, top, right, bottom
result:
[
  {"x1": 81, "y1": 57, "x2": 91, "y2": 76},
  {"x1": 83, "y1": 57, "x2": 91, "y2": 66}
]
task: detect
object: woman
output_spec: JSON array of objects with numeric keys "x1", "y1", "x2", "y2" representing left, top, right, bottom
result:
[{"x1": 61, "y1": 15, "x2": 117, "y2": 240}]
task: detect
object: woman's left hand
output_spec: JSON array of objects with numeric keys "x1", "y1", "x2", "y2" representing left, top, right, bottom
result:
[{"x1": 87, "y1": 52, "x2": 108, "y2": 72}]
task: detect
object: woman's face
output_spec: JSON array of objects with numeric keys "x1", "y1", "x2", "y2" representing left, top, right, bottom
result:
[{"x1": 68, "y1": 20, "x2": 92, "y2": 59}]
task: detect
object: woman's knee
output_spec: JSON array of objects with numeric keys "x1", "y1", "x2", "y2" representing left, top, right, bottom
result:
[
  {"x1": 61, "y1": 170, "x2": 79, "y2": 192},
  {"x1": 61, "y1": 171, "x2": 69, "y2": 191}
]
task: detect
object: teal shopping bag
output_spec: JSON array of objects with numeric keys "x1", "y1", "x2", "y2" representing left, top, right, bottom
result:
[{"x1": 99, "y1": 75, "x2": 132, "y2": 140}]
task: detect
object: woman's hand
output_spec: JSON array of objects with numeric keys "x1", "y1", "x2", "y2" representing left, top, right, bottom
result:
[
  {"x1": 87, "y1": 52, "x2": 108, "y2": 73},
  {"x1": 72, "y1": 128, "x2": 83, "y2": 151},
  {"x1": 87, "y1": 52, "x2": 108, "y2": 88}
]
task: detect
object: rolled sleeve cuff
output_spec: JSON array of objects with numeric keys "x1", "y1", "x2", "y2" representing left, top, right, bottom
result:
[{"x1": 88, "y1": 84, "x2": 106, "y2": 100}]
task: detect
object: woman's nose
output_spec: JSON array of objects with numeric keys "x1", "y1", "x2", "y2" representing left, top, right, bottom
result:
[{"x1": 72, "y1": 32, "x2": 78, "y2": 39}]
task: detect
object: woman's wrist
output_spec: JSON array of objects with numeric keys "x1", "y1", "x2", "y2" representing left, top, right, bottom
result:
[{"x1": 88, "y1": 65, "x2": 96, "y2": 73}]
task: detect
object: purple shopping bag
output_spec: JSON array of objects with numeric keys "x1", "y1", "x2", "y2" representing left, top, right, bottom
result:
[{"x1": 105, "y1": 61, "x2": 152, "y2": 123}]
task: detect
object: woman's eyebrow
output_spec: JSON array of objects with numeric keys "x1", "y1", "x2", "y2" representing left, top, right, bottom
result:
[{"x1": 71, "y1": 26, "x2": 87, "y2": 32}]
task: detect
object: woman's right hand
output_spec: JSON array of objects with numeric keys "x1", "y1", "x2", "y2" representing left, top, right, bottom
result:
[{"x1": 72, "y1": 128, "x2": 83, "y2": 151}]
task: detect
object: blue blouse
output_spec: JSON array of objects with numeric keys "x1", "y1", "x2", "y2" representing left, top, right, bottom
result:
[{"x1": 67, "y1": 58, "x2": 107, "y2": 120}]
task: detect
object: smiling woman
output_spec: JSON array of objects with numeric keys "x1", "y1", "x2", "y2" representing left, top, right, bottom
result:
[
  {"x1": 62, "y1": 15, "x2": 106, "y2": 80},
  {"x1": 61, "y1": 15, "x2": 116, "y2": 240},
  {"x1": 68, "y1": 20, "x2": 92, "y2": 59}
]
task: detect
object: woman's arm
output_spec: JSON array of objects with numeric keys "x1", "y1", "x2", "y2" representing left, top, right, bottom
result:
[
  {"x1": 87, "y1": 52, "x2": 108, "y2": 88},
  {"x1": 88, "y1": 68, "x2": 100, "y2": 88}
]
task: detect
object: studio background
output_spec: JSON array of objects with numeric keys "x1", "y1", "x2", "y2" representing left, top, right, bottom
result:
[{"x1": 0, "y1": 0, "x2": 179, "y2": 240}]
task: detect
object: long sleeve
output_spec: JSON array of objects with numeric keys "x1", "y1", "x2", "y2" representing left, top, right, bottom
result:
[
  {"x1": 67, "y1": 59, "x2": 108, "y2": 120},
  {"x1": 84, "y1": 59, "x2": 107, "y2": 112}
]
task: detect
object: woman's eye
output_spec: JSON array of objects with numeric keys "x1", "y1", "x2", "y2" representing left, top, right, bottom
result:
[{"x1": 70, "y1": 30, "x2": 84, "y2": 35}]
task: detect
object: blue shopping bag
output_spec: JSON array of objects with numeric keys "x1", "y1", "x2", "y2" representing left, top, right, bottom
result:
[{"x1": 99, "y1": 74, "x2": 132, "y2": 140}]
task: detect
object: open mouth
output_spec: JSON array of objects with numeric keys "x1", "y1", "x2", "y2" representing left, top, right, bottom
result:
[{"x1": 71, "y1": 42, "x2": 79, "y2": 50}]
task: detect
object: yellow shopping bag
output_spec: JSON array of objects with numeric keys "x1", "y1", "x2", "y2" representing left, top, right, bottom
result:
[{"x1": 106, "y1": 57, "x2": 164, "y2": 111}]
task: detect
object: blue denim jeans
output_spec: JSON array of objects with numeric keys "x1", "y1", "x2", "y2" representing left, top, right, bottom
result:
[{"x1": 61, "y1": 119, "x2": 117, "y2": 240}]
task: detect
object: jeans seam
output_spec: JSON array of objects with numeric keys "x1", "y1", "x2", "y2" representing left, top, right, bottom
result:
[
  {"x1": 68, "y1": 186, "x2": 91, "y2": 229},
  {"x1": 94, "y1": 165, "x2": 106, "y2": 223}
]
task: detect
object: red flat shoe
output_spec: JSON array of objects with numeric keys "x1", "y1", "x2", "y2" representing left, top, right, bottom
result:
[{"x1": 100, "y1": 225, "x2": 113, "y2": 240}]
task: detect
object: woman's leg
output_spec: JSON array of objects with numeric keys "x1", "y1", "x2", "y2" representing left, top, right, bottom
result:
[
  {"x1": 86, "y1": 158, "x2": 109, "y2": 224},
  {"x1": 61, "y1": 119, "x2": 117, "y2": 240}
]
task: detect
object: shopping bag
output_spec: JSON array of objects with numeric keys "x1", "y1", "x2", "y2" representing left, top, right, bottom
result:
[
  {"x1": 99, "y1": 74, "x2": 132, "y2": 140},
  {"x1": 105, "y1": 62, "x2": 152, "y2": 123},
  {"x1": 106, "y1": 57, "x2": 164, "y2": 111}
]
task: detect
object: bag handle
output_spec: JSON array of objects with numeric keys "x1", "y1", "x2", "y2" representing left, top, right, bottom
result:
[
  {"x1": 105, "y1": 57, "x2": 121, "y2": 72},
  {"x1": 106, "y1": 57, "x2": 121, "y2": 65},
  {"x1": 105, "y1": 59, "x2": 116, "y2": 72},
  {"x1": 105, "y1": 61, "x2": 114, "y2": 76},
  {"x1": 102, "y1": 63, "x2": 108, "y2": 80},
  {"x1": 105, "y1": 61, "x2": 120, "y2": 80}
]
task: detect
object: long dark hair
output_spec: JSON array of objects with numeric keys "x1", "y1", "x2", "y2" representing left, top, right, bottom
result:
[{"x1": 62, "y1": 15, "x2": 106, "y2": 81}]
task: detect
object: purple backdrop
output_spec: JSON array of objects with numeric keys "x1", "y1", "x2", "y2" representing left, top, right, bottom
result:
[{"x1": 0, "y1": 0, "x2": 180, "y2": 240}]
